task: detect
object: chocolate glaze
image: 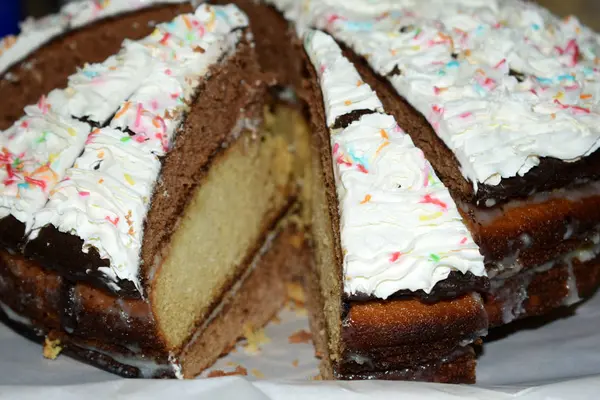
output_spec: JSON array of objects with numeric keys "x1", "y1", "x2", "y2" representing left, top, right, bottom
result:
[
  {"x1": 346, "y1": 271, "x2": 489, "y2": 303},
  {"x1": 331, "y1": 109, "x2": 375, "y2": 129}
]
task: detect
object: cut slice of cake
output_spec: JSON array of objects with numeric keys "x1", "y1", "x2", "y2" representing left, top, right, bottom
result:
[
  {"x1": 300, "y1": 29, "x2": 487, "y2": 383},
  {"x1": 0, "y1": 2, "x2": 312, "y2": 378}
]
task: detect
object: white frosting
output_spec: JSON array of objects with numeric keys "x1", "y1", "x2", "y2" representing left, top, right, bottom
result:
[
  {"x1": 0, "y1": 0, "x2": 190, "y2": 76},
  {"x1": 270, "y1": 0, "x2": 600, "y2": 190},
  {"x1": 305, "y1": 30, "x2": 485, "y2": 298},
  {"x1": 28, "y1": 4, "x2": 248, "y2": 293},
  {"x1": 0, "y1": 101, "x2": 90, "y2": 225},
  {"x1": 30, "y1": 128, "x2": 161, "y2": 292},
  {"x1": 47, "y1": 46, "x2": 155, "y2": 124}
]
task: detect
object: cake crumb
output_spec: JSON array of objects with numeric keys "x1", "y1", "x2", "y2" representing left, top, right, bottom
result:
[
  {"x1": 242, "y1": 324, "x2": 271, "y2": 355},
  {"x1": 207, "y1": 365, "x2": 248, "y2": 378},
  {"x1": 226, "y1": 361, "x2": 239, "y2": 367},
  {"x1": 250, "y1": 369, "x2": 265, "y2": 379},
  {"x1": 270, "y1": 315, "x2": 282, "y2": 325},
  {"x1": 43, "y1": 337, "x2": 62, "y2": 360},
  {"x1": 289, "y1": 233, "x2": 304, "y2": 249},
  {"x1": 292, "y1": 359, "x2": 299, "y2": 367},
  {"x1": 286, "y1": 282, "x2": 305, "y2": 305},
  {"x1": 288, "y1": 329, "x2": 312, "y2": 344},
  {"x1": 310, "y1": 374, "x2": 322, "y2": 381}
]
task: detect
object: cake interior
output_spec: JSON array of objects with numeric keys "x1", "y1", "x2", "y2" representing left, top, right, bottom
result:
[{"x1": 151, "y1": 103, "x2": 310, "y2": 350}]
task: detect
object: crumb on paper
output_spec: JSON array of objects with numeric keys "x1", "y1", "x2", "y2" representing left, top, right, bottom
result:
[
  {"x1": 207, "y1": 365, "x2": 248, "y2": 378},
  {"x1": 286, "y1": 282, "x2": 305, "y2": 305},
  {"x1": 288, "y1": 329, "x2": 312, "y2": 344},
  {"x1": 43, "y1": 337, "x2": 62, "y2": 360},
  {"x1": 270, "y1": 314, "x2": 282, "y2": 325},
  {"x1": 310, "y1": 374, "x2": 322, "y2": 381},
  {"x1": 315, "y1": 350, "x2": 324, "y2": 359},
  {"x1": 226, "y1": 361, "x2": 239, "y2": 367},
  {"x1": 251, "y1": 369, "x2": 265, "y2": 379},
  {"x1": 241, "y1": 324, "x2": 271, "y2": 355},
  {"x1": 292, "y1": 359, "x2": 299, "y2": 367}
]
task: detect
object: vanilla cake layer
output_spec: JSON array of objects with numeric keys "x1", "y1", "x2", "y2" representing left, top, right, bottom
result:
[{"x1": 0, "y1": 219, "x2": 308, "y2": 378}]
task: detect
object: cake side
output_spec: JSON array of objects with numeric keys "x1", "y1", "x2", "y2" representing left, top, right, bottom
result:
[
  {"x1": 268, "y1": 0, "x2": 600, "y2": 207},
  {"x1": 0, "y1": 1, "x2": 194, "y2": 131},
  {"x1": 22, "y1": 4, "x2": 251, "y2": 296}
]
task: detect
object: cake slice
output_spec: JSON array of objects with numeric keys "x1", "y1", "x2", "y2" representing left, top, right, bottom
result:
[
  {"x1": 301, "y1": 29, "x2": 487, "y2": 382},
  {"x1": 0, "y1": 2, "x2": 311, "y2": 378}
]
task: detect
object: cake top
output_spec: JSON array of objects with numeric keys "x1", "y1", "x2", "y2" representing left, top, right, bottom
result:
[
  {"x1": 271, "y1": 0, "x2": 600, "y2": 192},
  {"x1": 0, "y1": 3, "x2": 248, "y2": 295},
  {"x1": 0, "y1": 0, "x2": 190, "y2": 77},
  {"x1": 304, "y1": 30, "x2": 485, "y2": 298}
]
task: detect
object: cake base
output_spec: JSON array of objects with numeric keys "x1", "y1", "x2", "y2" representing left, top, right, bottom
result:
[{"x1": 0, "y1": 221, "x2": 308, "y2": 378}]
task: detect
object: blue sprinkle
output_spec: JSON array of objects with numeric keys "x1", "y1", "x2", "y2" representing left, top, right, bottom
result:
[
  {"x1": 536, "y1": 76, "x2": 554, "y2": 84},
  {"x1": 473, "y1": 83, "x2": 486, "y2": 96},
  {"x1": 17, "y1": 182, "x2": 29, "y2": 190},
  {"x1": 531, "y1": 23, "x2": 540, "y2": 31},
  {"x1": 557, "y1": 74, "x2": 575, "y2": 82},
  {"x1": 474, "y1": 24, "x2": 485, "y2": 35},
  {"x1": 215, "y1": 9, "x2": 230, "y2": 23},
  {"x1": 438, "y1": 69, "x2": 447, "y2": 76},
  {"x1": 583, "y1": 67, "x2": 594, "y2": 76},
  {"x1": 446, "y1": 60, "x2": 460, "y2": 68},
  {"x1": 82, "y1": 70, "x2": 99, "y2": 79},
  {"x1": 344, "y1": 21, "x2": 374, "y2": 31},
  {"x1": 347, "y1": 147, "x2": 369, "y2": 168}
]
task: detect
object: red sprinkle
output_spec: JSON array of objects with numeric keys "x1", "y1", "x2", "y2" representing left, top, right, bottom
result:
[
  {"x1": 159, "y1": 32, "x2": 171, "y2": 45},
  {"x1": 79, "y1": 191, "x2": 90, "y2": 197},
  {"x1": 357, "y1": 164, "x2": 368, "y2": 174},
  {"x1": 419, "y1": 194, "x2": 448, "y2": 211},
  {"x1": 494, "y1": 58, "x2": 506, "y2": 69},
  {"x1": 460, "y1": 237, "x2": 468, "y2": 245},
  {"x1": 24, "y1": 176, "x2": 47, "y2": 190},
  {"x1": 105, "y1": 216, "x2": 120, "y2": 226},
  {"x1": 389, "y1": 252, "x2": 402, "y2": 263}
]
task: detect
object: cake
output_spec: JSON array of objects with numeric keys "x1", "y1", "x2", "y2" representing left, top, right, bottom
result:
[{"x1": 0, "y1": 0, "x2": 599, "y2": 383}]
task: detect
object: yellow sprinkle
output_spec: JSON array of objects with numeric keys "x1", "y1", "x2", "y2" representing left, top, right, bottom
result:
[
  {"x1": 379, "y1": 128, "x2": 389, "y2": 139},
  {"x1": 419, "y1": 211, "x2": 443, "y2": 221},
  {"x1": 360, "y1": 194, "x2": 372, "y2": 204},
  {"x1": 98, "y1": 151, "x2": 105, "y2": 158},
  {"x1": 67, "y1": 128, "x2": 77, "y2": 137},
  {"x1": 48, "y1": 153, "x2": 58, "y2": 164},
  {"x1": 344, "y1": 100, "x2": 352, "y2": 106},
  {"x1": 551, "y1": 113, "x2": 556, "y2": 119},
  {"x1": 356, "y1": 80, "x2": 363, "y2": 87},
  {"x1": 554, "y1": 91, "x2": 564, "y2": 100},
  {"x1": 124, "y1": 174, "x2": 135, "y2": 185},
  {"x1": 411, "y1": 45, "x2": 420, "y2": 51},
  {"x1": 376, "y1": 141, "x2": 390, "y2": 155}
]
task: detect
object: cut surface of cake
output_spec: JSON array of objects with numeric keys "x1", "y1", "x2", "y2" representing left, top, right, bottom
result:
[{"x1": 0, "y1": 0, "x2": 599, "y2": 383}]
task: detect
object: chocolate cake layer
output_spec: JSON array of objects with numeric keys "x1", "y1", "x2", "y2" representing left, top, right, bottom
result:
[
  {"x1": 0, "y1": 2, "x2": 194, "y2": 131},
  {"x1": 337, "y1": 347, "x2": 477, "y2": 384},
  {"x1": 0, "y1": 219, "x2": 307, "y2": 378},
  {"x1": 486, "y1": 252, "x2": 600, "y2": 327},
  {"x1": 24, "y1": 36, "x2": 268, "y2": 297},
  {"x1": 461, "y1": 182, "x2": 600, "y2": 276},
  {"x1": 341, "y1": 45, "x2": 600, "y2": 206}
]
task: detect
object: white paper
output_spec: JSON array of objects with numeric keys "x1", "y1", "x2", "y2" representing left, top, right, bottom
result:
[{"x1": 2, "y1": 290, "x2": 600, "y2": 399}]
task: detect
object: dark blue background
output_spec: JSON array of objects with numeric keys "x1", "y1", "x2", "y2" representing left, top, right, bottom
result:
[{"x1": 0, "y1": 1, "x2": 21, "y2": 38}]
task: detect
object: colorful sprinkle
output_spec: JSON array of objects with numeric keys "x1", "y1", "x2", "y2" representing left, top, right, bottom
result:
[{"x1": 360, "y1": 194, "x2": 372, "y2": 204}]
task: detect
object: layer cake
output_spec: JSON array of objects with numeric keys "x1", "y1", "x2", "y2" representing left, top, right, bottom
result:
[{"x1": 0, "y1": 0, "x2": 599, "y2": 383}]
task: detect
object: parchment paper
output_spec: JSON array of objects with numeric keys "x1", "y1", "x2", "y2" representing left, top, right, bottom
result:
[{"x1": 1, "y1": 289, "x2": 600, "y2": 399}]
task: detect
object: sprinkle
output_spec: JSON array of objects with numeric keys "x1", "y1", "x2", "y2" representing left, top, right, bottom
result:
[
  {"x1": 182, "y1": 15, "x2": 193, "y2": 30},
  {"x1": 98, "y1": 178, "x2": 104, "y2": 184},
  {"x1": 459, "y1": 112, "x2": 472, "y2": 119},
  {"x1": 446, "y1": 60, "x2": 460, "y2": 68},
  {"x1": 356, "y1": 80, "x2": 363, "y2": 86},
  {"x1": 419, "y1": 211, "x2": 443, "y2": 221},
  {"x1": 580, "y1": 94, "x2": 593, "y2": 100},
  {"x1": 379, "y1": 128, "x2": 389, "y2": 139},
  {"x1": 360, "y1": 194, "x2": 371, "y2": 204},
  {"x1": 344, "y1": 100, "x2": 352, "y2": 106},
  {"x1": 159, "y1": 32, "x2": 171, "y2": 45},
  {"x1": 24, "y1": 177, "x2": 47, "y2": 191},
  {"x1": 419, "y1": 194, "x2": 448, "y2": 211},
  {"x1": 20, "y1": 121, "x2": 29, "y2": 129},
  {"x1": 376, "y1": 141, "x2": 390, "y2": 155},
  {"x1": 429, "y1": 253, "x2": 441, "y2": 262},
  {"x1": 433, "y1": 86, "x2": 447, "y2": 95},
  {"x1": 79, "y1": 191, "x2": 90, "y2": 197},
  {"x1": 124, "y1": 174, "x2": 135, "y2": 185},
  {"x1": 105, "y1": 216, "x2": 119, "y2": 226},
  {"x1": 114, "y1": 102, "x2": 131, "y2": 120},
  {"x1": 134, "y1": 103, "x2": 144, "y2": 129},
  {"x1": 357, "y1": 164, "x2": 368, "y2": 174},
  {"x1": 494, "y1": 58, "x2": 507, "y2": 69},
  {"x1": 460, "y1": 237, "x2": 468, "y2": 245},
  {"x1": 389, "y1": 252, "x2": 402, "y2": 262},
  {"x1": 120, "y1": 136, "x2": 131, "y2": 142}
]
